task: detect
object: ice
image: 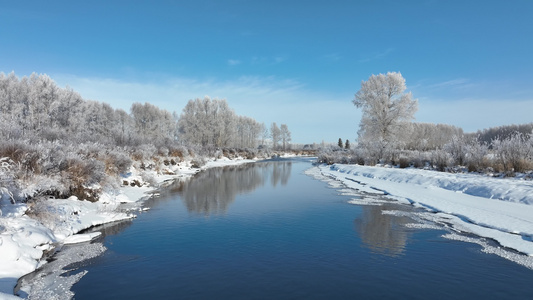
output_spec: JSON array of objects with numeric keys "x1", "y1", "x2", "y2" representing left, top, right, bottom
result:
[
  {"x1": 443, "y1": 233, "x2": 533, "y2": 269},
  {"x1": 16, "y1": 242, "x2": 106, "y2": 299},
  {"x1": 63, "y1": 232, "x2": 101, "y2": 244}
]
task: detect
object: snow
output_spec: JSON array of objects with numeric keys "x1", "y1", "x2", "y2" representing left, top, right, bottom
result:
[
  {"x1": 202, "y1": 156, "x2": 256, "y2": 169},
  {"x1": 307, "y1": 164, "x2": 533, "y2": 264},
  {"x1": 63, "y1": 232, "x2": 101, "y2": 244},
  {"x1": 0, "y1": 156, "x2": 257, "y2": 299}
]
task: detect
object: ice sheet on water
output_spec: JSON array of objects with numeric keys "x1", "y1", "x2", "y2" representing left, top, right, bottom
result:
[
  {"x1": 63, "y1": 232, "x2": 101, "y2": 244},
  {"x1": 403, "y1": 223, "x2": 444, "y2": 230},
  {"x1": 348, "y1": 198, "x2": 392, "y2": 206},
  {"x1": 443, "y1": 233, "x2": 533, "y2": 270},
  {"x1": 17, "y1": 242, "x2": 106, "y2": 299}
]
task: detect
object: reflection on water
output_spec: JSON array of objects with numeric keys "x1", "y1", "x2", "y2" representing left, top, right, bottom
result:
[
  {"x1": 165, "y1": 161, "x2": 292, "y2": 215},
  {"x1": 353, "y1": 202, "x2": 412, "y2": 257},
  {"x1": 271, "y1": 161, "x2": 291, "y2": 186},
  {"x1": 87, "y1": 219, "x2": 134, "y2": 237}
]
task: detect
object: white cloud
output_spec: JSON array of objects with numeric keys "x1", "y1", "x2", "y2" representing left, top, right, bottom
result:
[
  {"x1": 273, "y1": 56, "x2": 287, "y2": 64},
  {"x1": 323, "y1": 53, "x2": 342, "y2": 62},
  {"x1": 250, "y1": 56, "x2": 288, "y2": 65},
  {"x1": 227, "y1": 59, "x2": 241, "y2": 66},
  {"x1": 358, "y1": 48, "x2": 394, "y2": 63},
  {"x1": 428, "y1": 78, "x2": 470, "y2": 89}
]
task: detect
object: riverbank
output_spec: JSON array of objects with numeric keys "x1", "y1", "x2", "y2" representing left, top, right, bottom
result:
[
  {"x1": 0, "y1": 156, "x2": 257, "y2": 299},
  {"x1": 307, "y1": 163, "x2": 533, "y2": 267}
]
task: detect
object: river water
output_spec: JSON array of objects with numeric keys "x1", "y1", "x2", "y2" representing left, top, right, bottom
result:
[{"x1": 21, "y1": 158, "x2": 533, "y2": 299}]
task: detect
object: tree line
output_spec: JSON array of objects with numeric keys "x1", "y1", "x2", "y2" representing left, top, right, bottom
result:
[
  {"x1": 0, "y1": 72, "x2": 291, "y2": 150},
  {"x1": 0, "y1": 72, "x2": 293, "y2": 203}
]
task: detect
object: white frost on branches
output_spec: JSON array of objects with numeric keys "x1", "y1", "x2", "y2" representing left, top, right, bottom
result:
[{"x1": 353, "y1": 72, "x2": 418, "y2": 160}]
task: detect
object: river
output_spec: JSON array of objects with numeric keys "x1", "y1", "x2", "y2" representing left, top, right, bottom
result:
[{"x1": 19, "y1": 158, "x2": 533, "y2": 299}]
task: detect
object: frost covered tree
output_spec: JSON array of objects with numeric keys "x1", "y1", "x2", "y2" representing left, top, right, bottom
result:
[
  {"x1": 234, "y1": 116, "x2": 262, "y2": 148},
  {"x1": 403, "y1": 123, "x2": 463, "y2": 151},
  {"x1": 270, "y1": 122, "x2": 281, "y2": 149},
  {"x1": 177, "y1": 97, "x2": 234, "y2": 147},
  {"x1": 131, "y1": 102, "x2": 175, "y2": 144},
  {"x1": 280, "y1": 124, "x2": 291, "y2": 150},
  {"x1": 492, "y1": 132, "x2": 533, "y2": 173},
  {"x1": 177, "y1": 96, "x2": 262, "y2": 148},
  {"x1": 475, "y1": 123, "x2": 533, "y2": 145},
  {"x1": 353, "y1": 72, "x2": 418, "y2": 160},
  {"x1": 260, "y1": 123, "x2": 269, "y2": 147}
]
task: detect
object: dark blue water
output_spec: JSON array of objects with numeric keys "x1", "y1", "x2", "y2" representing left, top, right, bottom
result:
[{"x1": 71, "y1": 158, "x2": 533, "y2": 299}]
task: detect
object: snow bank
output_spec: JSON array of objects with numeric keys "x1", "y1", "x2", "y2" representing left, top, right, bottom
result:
[
  {"x1": 309, "y1": 164, "x2": 533, "y2": 259},
  {"x1": 202, "y1": 156, "x2": 256, "y2": 169},
  {"x1": 0, "y1": 195, "x2": 134, "y2": 298}
]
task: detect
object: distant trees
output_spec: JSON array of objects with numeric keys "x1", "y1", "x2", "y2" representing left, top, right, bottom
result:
[
  {"x1": 336, "y1": 138, "x2": 351, "y2": 150},
  {"x1": 260, "y1": 123, "x2": 269, "y2": 147},
  {"x1": 403, "y1": 123, "x2": 464, "y2": 151},
  {"x1": 268, "y1": 123, "x2": 291, "y2": 150},
  {"x1": 474, "y1": 123, "x2": 533, "y2": 144},
  {"x1": 178, "y1": 97, "x2": 234, "y2": 147},
  {"x1": 270, "y1": 122, "x2": 281, "y2": 149},
  {"x1": 176, "y1": 97, "x2": 264, "y2": 148},
  {"x1": 280, "y1": 124, "x2": 291, "y2": 150},
  {"x1": 0, "y1": 72, "x2": 293, "y2": 151},
  {"x1": 131, "y1": 102, "x2": 176, "y2": 144},
  {"x1": 353, "y1": 72, "x2": 418, "y2": 160}
]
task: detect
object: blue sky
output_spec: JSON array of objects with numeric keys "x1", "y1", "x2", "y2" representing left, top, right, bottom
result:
[{"x1": 1, "y1": 0, "x2": 532, "y2": 144}]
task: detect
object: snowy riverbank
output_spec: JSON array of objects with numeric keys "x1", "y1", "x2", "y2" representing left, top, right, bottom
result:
[
  {"x1": 0, "y1": 156, "x2": 256, "y2": 299},
  {"x1": 307, "y1": 164, "x2": 533, "y2": 265}
]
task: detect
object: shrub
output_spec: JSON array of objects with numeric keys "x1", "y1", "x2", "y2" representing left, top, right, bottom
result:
[
  {"x1": 431, "y1": 149, "x2": 451, "y2": 171},
  {"x1": 104, "y1": 150, "x2": 132, "y2": 175},
  {"x1": 492, "y1": 133, "x2": 532, "y2": 173},
  {"x1": 191, "y1": 156, "x2": 207, "y2": 168},
  {"x1": 398, "y1": 156, "x2": 410, "y2": 168}
]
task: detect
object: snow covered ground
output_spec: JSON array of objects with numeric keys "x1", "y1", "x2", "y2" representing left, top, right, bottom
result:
[
  {"x1": 306, "y1": 164, "x2": 533, "y2": 268},
  {"x1": 0, "y1": 156, "x2": 255, "y2": 299}
]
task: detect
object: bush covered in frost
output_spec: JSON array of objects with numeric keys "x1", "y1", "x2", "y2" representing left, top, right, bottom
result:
[{"x1": 317, "y1": 130, "x2": 533, "y2": 176}]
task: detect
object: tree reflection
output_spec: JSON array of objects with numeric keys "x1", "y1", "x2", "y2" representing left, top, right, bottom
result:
[
  {"x1": 88, "y1": 219, "x2": 134, "y2": 237},
  {"x1": 179, "y1": 161, "x2": 292, "y2": 215},
  {"x1": 353, "y1": 203, "x2": 412, "y2": 257}
]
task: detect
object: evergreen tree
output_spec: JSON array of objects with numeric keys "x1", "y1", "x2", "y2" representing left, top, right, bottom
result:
[
  {"x1": 345, "y1": 139, "x2": 350, "y2": 149},
  {"x1": 338, "y1": 138, "x2": 343, "y2": 148}
]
